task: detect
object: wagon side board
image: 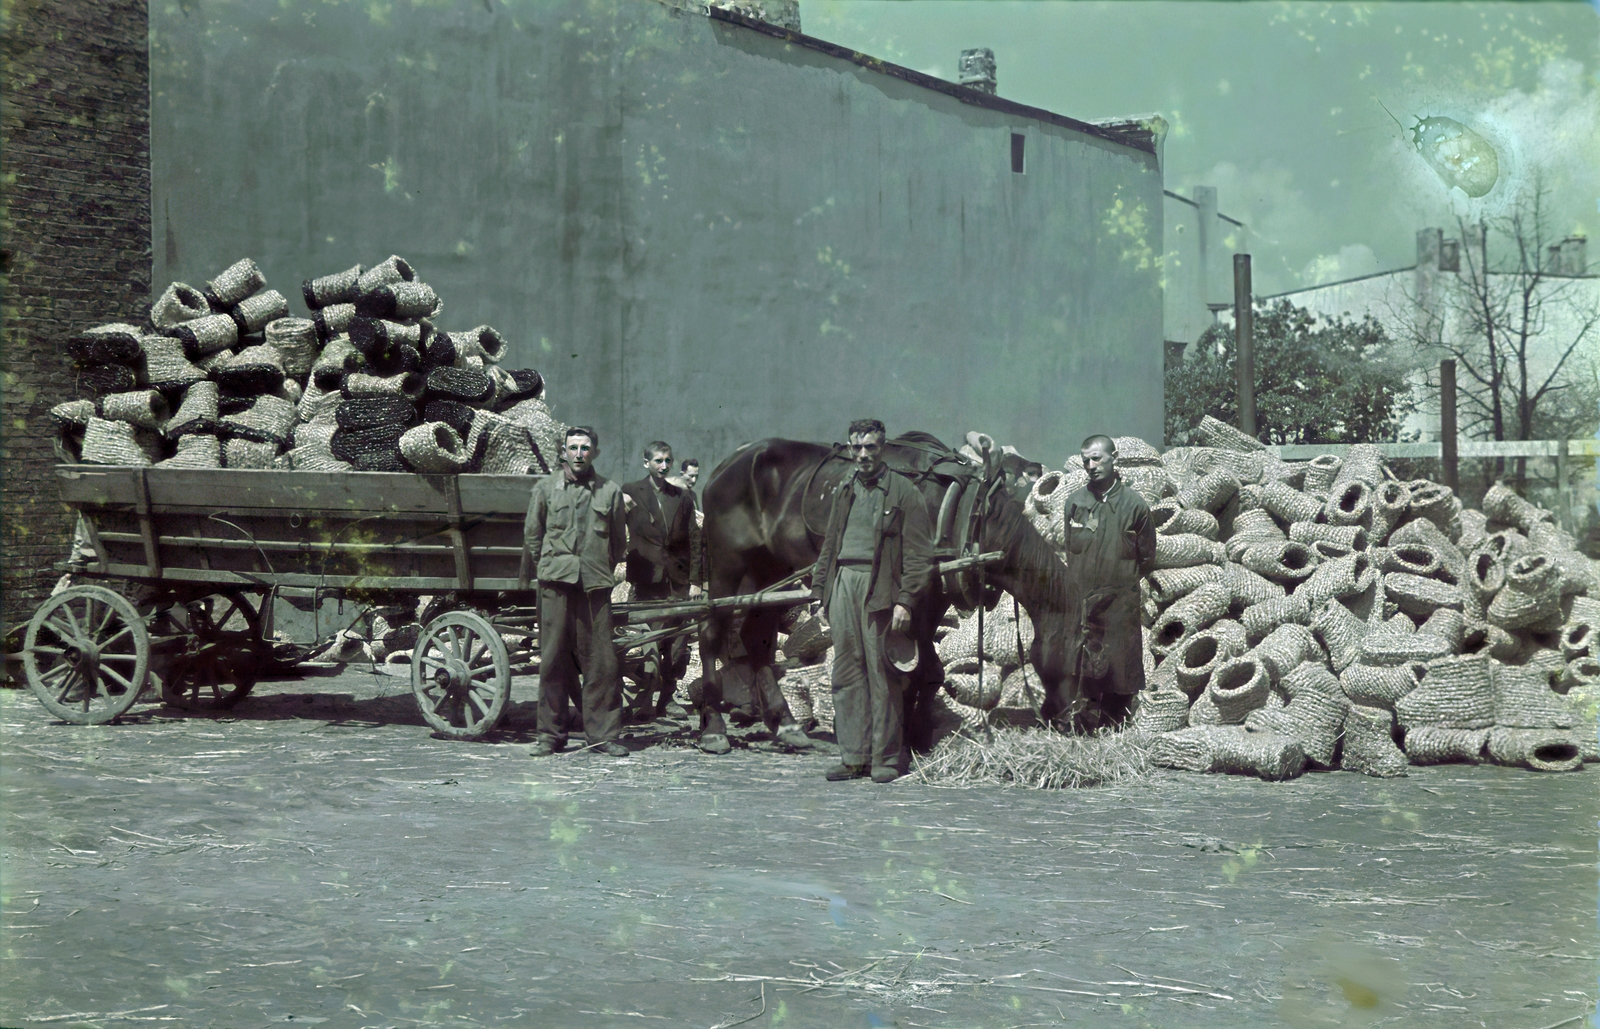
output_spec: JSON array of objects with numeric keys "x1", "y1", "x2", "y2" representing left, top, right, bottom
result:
[{"x1": 56, "y1": 466, "x2": 540, "y2": 592}]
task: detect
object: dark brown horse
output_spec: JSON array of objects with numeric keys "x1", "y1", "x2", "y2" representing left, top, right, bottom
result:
[{"x1": 695, "y1": 431, "x2": 1070, "y2": 749}]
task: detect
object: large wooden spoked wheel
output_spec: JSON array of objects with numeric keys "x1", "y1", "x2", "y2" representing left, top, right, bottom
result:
[
  {"x1": 24, "y1": 586, "x2": 150, "y2": 724},
  {"x1": 158, "y1": 591, "x2": 264, "y2": 710},
  {"x1": 411, "y1": 611, "x2": 510, "y2": 740}
]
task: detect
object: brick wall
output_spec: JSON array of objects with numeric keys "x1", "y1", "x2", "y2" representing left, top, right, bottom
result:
[{"x1": 1, "y1": 0, "x2": 151, "y2": 631}]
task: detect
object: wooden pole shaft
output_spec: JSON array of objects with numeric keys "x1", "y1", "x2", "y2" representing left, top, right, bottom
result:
[
  {"x1": 1234, "y1": 253, "x2": 1255, "y2": 437},
  {"x1": 1440, "y1": 359, "x2": 1458, "y2": 492}
]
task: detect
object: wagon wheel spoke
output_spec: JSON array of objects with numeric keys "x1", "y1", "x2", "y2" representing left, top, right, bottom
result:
[
  {"x1": 469, "y1": 663, "x2": 500, "y2": 681},
  {"x1": 29, "y1": 645, "x2": 65, "y2": 657},
  {"x1": 462, "y1": 689, "x2": 490, "y2": 721},
  {"x1": 94, "y1": 597, "x2": 118, "y2": 636},
  {"x1": 428, "y1": 690, "x2": 458, "y2": 721},
  {"x1": 99, "y1": 664, "x2": 136, "y2": 693},
  {"x1": 43, "y1": 616, "x2": 81, "y2": 645},
  {"x1": 52, "y1": 668, "x2": 83, "y2": 701},
  {"x1": 99, "y1": 652, "x2": 140, "y2": 664},
  {"x1": 59, "y1": 603, "x2": 86, "y2": 641},
  {"x1": 39, "y1": 661, "x2": 75, "y2": 684},
  {"x1": 99, "y1": 624, "x2": 135, "y2": 650}
]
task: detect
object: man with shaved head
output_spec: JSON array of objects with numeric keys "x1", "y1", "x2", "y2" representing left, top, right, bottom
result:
[{"x1": 1046, "y1": 434, "x2": 1156, "y2": 733}]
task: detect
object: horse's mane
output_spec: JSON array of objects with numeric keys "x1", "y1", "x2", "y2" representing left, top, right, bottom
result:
[
  {"x1": 890, "y1": 430, "x2": 951, "y2": 451},
  {"x1": 982, "y1": 486, "x2": 1068, "y2": 615}
]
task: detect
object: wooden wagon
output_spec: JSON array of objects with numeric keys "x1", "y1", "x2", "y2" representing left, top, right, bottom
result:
[{"x1": 21, "y1": 466, "x2": 809, "y2": 739}]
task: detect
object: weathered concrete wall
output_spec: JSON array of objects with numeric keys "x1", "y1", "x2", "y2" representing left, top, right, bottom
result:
[
  {"x1": 151, "y1": 0, "x2": 1162, "y2": 480},
  {"x1": 2, "y1": 0, "x2": 152, "y2": 629}
]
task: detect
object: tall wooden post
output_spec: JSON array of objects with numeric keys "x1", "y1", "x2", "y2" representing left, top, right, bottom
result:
[
  {"x1": 1234, "y1": 253, "x2": 1255, "y2": 437},
  {"x1": 1556, "y1": 437, "x2": 1570, "y2": 531},
  {"x1": 1440, "y1": 359, "x2": 1458, "y2": 492}
]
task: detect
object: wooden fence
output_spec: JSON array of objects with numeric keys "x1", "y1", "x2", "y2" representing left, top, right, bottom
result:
[{"x1": 1263, "y1": 439, "x2": 1599, "y2": 533}]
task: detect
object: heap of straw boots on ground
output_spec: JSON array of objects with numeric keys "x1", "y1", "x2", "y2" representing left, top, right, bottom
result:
[
  {"x1": 782, "y1": 416, "x2": 1600, "y2": 783},
  {"x1": 49, "y1": 256, "x2": 566, "y2": 477}
]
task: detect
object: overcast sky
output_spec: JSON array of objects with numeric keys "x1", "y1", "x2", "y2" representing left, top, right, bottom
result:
[{"x1": 797, "y1": 1, "x2": 1600, "y2": 296}]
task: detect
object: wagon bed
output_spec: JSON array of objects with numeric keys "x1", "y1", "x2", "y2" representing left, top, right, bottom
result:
[{"x1": 26, "y1": 465, "x2": 810, "y2": 739}]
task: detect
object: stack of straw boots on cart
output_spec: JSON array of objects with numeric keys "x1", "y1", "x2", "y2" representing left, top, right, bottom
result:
[
  {"x1": 966, "y1": 415, "x2": 1599, "y2": 781},
  {"x1": 50, "y1": 256, "x2": 565, "y2": 476}
]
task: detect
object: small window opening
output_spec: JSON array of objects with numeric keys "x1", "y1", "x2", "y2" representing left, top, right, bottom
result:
[{"x1": 1011, "y1": 133, "x2": 1025, "y2": 174}]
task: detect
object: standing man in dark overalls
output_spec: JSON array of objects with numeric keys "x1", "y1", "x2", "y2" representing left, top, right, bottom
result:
[
  {"x1": 1047, "y1": 434, "x2": 1156, "y2": 733},
  {"x1": 811, "y1": 418, "x2": 934, "y2": 783},
  {"x1": 621, "y1": 440, "x2": 702, "y2": 720}
]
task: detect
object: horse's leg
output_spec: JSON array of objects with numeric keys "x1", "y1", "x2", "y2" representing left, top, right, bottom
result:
[
  {"x1": 903, "y1": 591, "x2": 948, "y2": 754},
  {"x1": 695, "y1": 555, "x2": 748, "y2": 753},
  {"x1": 1030, "y1": 625, "x2": 1074, "y2": 731}
]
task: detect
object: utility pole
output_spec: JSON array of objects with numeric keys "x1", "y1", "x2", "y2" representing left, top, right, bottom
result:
[
  {"x1": 1234, "y1": 253, "x2": 1255, "y2": 437},
  {"x1": 1440, "y1": 359, "x2": 1458, "y2": 492}
]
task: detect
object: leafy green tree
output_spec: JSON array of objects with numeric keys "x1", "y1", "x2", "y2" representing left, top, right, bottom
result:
[{"x1": 1165, "y1": 299, "x2": 1415, "y2": 446}]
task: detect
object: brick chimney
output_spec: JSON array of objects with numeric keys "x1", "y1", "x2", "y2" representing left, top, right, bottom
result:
[
  {"x1": 1551, "y1": 235, "x2": 1588, "y2": 276},
  {"x1": 958, "y1": 48, "x2": 996, "y2": 94}
]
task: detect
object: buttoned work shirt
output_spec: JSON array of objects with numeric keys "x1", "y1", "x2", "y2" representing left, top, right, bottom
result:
[{"x1": 523, "y1": 471, "x2": 628, "y2": 590}]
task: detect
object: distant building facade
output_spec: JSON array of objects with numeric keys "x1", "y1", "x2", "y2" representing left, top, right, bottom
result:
[
  {"x1": 1262, "y1": 229, "x2": 1595, "y2": 441},
  {"x1": 1162, "y1": 186, "x2": 1249, "y2": 359}
]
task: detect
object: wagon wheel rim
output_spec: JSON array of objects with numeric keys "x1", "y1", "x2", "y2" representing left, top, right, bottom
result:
[
  {"x1": 410, "y1": 611, "x2": 509, "y2": 740},
  {"x1": 159, "y1": 648, "x2": 258, "y2": 710},
  {"x1": 24, "y1": 586, "x2": 149, "y2": 725}
]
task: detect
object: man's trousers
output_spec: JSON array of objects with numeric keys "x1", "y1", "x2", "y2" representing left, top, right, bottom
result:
[
  {"x1": 538, "y1": 581, "x2": 622, "y2": 747},
  {"x1": 632, "y1": 580, "x2": 691, "y2": 713},
  {"x1": 827, "y1": 564, "x2": 903, "y2": 770}
]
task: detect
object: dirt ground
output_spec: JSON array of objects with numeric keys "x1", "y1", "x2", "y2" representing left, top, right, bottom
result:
[{"x1": 2, "y1": 666, "x2": 1597, "y2": 1029}]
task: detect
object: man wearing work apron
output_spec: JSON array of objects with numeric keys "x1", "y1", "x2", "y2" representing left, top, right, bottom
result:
[{"x1": 1048, "y1": 434, "x2": 1156, "y2": 733}]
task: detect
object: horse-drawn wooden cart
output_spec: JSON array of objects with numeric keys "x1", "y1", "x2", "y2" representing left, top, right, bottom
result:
[{"x1": 21, "y1": 465, "x2": 810, "y2": 740}]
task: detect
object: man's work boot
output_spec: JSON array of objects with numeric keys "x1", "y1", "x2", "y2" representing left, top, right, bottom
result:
[
  {"x1": 870, "y1": 766, "x2": 900, "y2": 784},
  {"x1": 774, "y1": 720, "x2": 815, "y2": 750},
  {"x1": 598, "y1": 741, "x2": 630, "y2": 757},
  {"x1": 697, "y1": 732, "x2": 731, "y2": 755},
  {"x1": 824, "y1": 763, "x2": 867, "y2": 781},
  {"x1": 529, "y1": 739, "x2": 559, "y2": 757}
]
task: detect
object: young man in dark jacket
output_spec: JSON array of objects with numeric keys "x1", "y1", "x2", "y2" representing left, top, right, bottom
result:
[
  {"x1": 1047, "y1": 434, "x2": 1156, "y2": 733},
  {"x1": 621, "y1": 440, "x2": 702, "y2": 718},
  {"x1": 811, "y1": 419, "x2": 934, "y2": 783}
]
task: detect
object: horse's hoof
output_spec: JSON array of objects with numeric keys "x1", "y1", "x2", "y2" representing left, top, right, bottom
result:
[
  {"x1": 698, "y1": 733, "x2": 732, "y2": 755},
  {"x1": 775, "y1": 725, "x2": 815, "y2": 750}
]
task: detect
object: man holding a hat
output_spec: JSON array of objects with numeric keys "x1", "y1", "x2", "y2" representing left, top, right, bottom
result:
[{"x1": 811, "y1": 419, "x2": 934, "y2": 783}]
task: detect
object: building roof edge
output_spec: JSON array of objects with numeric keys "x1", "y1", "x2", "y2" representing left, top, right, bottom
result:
[{"x1": 700, "y1": 6, "x2": 1160, "y2": 157}]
